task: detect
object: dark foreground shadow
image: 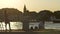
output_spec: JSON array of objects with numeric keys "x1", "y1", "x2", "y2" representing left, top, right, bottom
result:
[
  {"x1": 0, "y1": 32, "x2": 39, "y2": 34},
  {"x1": 0, "y1": 31, "x2": 60, "y2": 34}
]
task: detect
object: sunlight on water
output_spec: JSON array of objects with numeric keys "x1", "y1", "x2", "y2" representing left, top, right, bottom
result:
[
  {"x1": 45, "y1": 22, "x2": 60, "y2": 29},
  {"x1": 0, "y1": 22, "x2": 5, "y2": 30},
  {"x1": 0, "y1": 22, "x2": 23, "y2": 30},
  {"x1": 10, "y1": 22, "x2": 23, "y2": 29},
  {"x1": 0, "y1": 22, "x2": 40, "y2": 30}
]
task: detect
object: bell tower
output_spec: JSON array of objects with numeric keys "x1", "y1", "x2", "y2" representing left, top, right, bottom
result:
[
  {"x1": 23, "y1": 5, "x2": 29, "y2": 31},
  {"x1": 23, "y1": 5, "x2": 27, "y2": 13}
]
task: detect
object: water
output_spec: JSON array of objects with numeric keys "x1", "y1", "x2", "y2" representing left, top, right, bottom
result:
[
  {"x1": 45, "y1": 22, "x2": 60, "y2": 30},
  {"x1": 0, "y1": 22, "x2": 39, "y2": 30},
  {"x1": 0, "y1": 22, "x2": 23, "y2": 30},
  {"x1": 1, "y1": 22, "x2": 60, "y2": 30}
]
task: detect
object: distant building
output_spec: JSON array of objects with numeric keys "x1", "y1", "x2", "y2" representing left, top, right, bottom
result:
[{"x1": 23, "y1": 5, "x2": 45, "y2": 30}]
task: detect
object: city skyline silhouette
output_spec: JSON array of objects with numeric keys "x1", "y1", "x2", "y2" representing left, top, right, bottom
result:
[
  {"x1": 0, "y1": 5, "x2": 60, "y2": 32},
  {"x1": 0, "y1": 0, "x2": 60, "y2": 34}
]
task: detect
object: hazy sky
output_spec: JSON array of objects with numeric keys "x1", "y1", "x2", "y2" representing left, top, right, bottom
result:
[{"x1": 0, "y1": 0, "x2": 60, "y2": 12}]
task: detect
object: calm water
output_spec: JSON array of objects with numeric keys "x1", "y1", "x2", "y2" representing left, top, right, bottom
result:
[
  {"x1": 45, "y1": 22, "x2": 60, "y2": 30},
  {"x1": 0, "y1": 22, "x2": 60, "y2": 30},
  {"x1": 0, "y1": 22, "x2": 23, "y2": 30},
  {"x1": 0, "y1": 22, "x2": 39, "y2": 30}
]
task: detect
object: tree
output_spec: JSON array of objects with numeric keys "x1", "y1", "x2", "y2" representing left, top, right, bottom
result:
[
  {"x1": 1, "y1": 8, "x2": 22, "y2": 32},
  {"x1": 38, "y1": 10, "x2": 53, "y2": 21},
  {"x1": 29, "y1": 11, "x2": 38, "y2": 21},
  {"x1": 54, "y1": 10, "x2": 60, "y2": 19},
  {"x1": 53, "y1": 10, "x2": 60, "y2": 23},
  {"x1": 38, "y1": 10, "x2": 53, "y2": 29}
]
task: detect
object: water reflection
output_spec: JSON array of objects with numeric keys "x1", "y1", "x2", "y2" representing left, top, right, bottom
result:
[
  {"x1": 0, "y1": 22, "x2": 40, "y2": 30},
  {"x1": 10, "y1": 22, "x2": 23, "y2": 29},
  {"x1": 0, "y1": 22, "x2": 23, "y2": 30}
]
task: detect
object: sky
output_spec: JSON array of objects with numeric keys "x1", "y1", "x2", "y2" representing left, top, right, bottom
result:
[{"x1": 0, "y1": 0, "x2": 60, "y2": 12}]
